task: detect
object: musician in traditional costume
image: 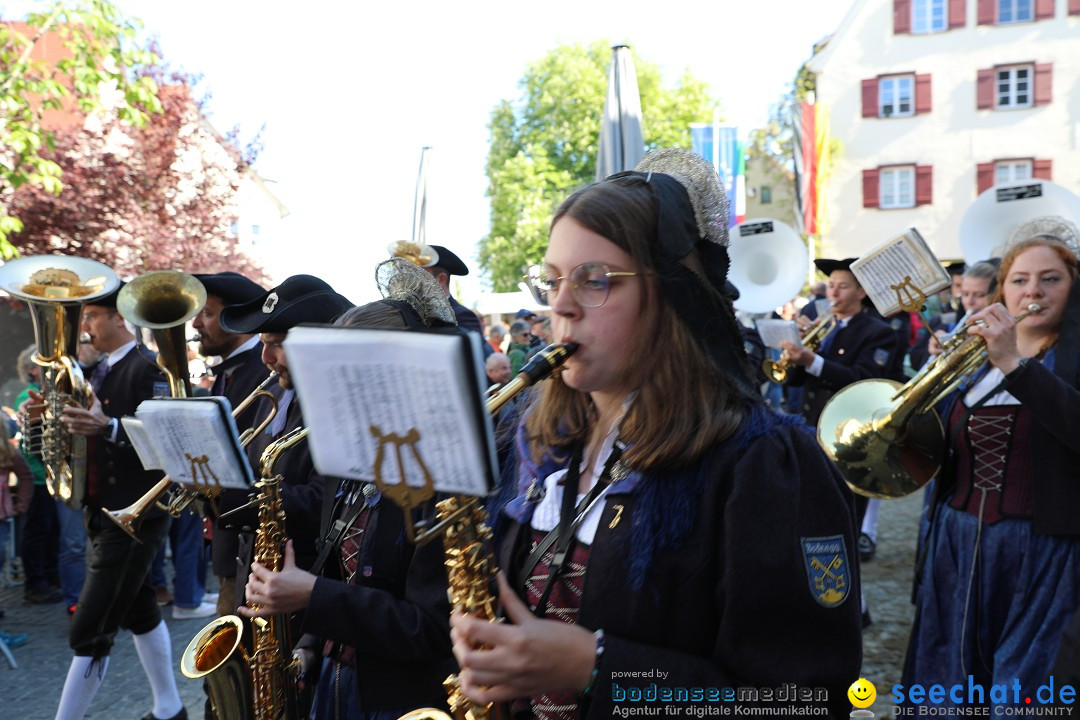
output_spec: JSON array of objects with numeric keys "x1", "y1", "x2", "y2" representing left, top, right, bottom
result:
[{"x1": 451, "y1": 149, "x2": 862, "y2": 719}]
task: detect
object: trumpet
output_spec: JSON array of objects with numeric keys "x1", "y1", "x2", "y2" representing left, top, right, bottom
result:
[
  {"x1": 104, "y1": 372, "x2": 280, "y2": 540},
  {"x1": 817, "y1": 303, "x2": 1041, "y2": 499},
  {"x1": 762, "y1": 308, "x2": 836, "y2": 384}
]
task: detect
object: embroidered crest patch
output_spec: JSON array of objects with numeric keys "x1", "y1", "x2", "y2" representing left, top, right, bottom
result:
[
  {"x1": 873, "y1": 348, "x2": 889, "y2": 366},
  {"x1": 152, "y1": 381, "x2": 170, "y2": 398},
  {"x1": 801, "y1": 535, "x2": 849, "y2": 607}
]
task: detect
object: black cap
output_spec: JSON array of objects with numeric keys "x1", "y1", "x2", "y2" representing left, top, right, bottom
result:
[
  {"x1": 428, "y1": 245, "x2": 469, "y2": 276},
  {"x1": 219, "y1": 275, "x2": 353, "y2": 334},
  {"x1": 89, "y1": 282, "x2": 124, "y2": 310},
  {"x1": 945, "y1": 261, "x2": 967, "y2": 277},
  {"x1": 193, "y1": 272, "x2": 265, "y2": 305},
  {"x1": 814, "y1": 258, "x2": 858, "y2": 277}
]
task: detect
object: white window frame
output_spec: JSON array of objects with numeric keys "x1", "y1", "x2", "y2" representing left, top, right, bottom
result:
[
  {"x1": 995, "y1": 160, "x2": 1032, "y2": 185},
  {"x1": 912, "y1": 0, "x2": 947, "y2": 33},
  {"x1": 880, "y1": 166, "x2": 916, "y2": 209},
  {"x1": 998, "y1": 0, "x2": 1033, "y2": 23},
  {"x1": 996, "y1": 65, "x2": 1033, "y2": 109},
  {"x1": 879, "y1": 75, "x2": 915, "y2": 118}
]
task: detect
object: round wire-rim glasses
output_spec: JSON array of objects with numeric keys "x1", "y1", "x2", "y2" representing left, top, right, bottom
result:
[{"x1": 524, "y1": 262, "x2": 648, "y2": 308}]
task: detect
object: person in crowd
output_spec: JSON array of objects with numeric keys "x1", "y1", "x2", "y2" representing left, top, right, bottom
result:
[
  {"x1": 910, "y1": 260, "x2": 999, "y2": 371},
  {"x1": 506, "y1": 320, "x2": 534, "y2": 377},
  {"x1": 450, "y1": 148, "x2": 861, "y2": 719},
  {"x1": 47, "y1": 285, "x2": 186, "y2": 720},
  {"x1": 239, "y1": 258, "x2": 458, "y2": 718},
  {"x1": 904, "y1": 231, "x2": 1080, "y2": 703},
  {"x1": 0, "y1": 417, "x2": 34, "y2": 646},
  {"x1": 486, "y1": 352, "x2": 512, "y2": 390},
  {"x1": 14, "y1": 345, "x2": 61, "y2": 606},
  {"x1": 488, "y1": 323, "x2": 507, "y2": 354}
]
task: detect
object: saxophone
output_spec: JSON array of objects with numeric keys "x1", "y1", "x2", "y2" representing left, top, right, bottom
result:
[
  {"x1": 181, "y1": 426, "x2": 308, "y2": 720},
  {"x1": 400, "y1": 343, "x2": 579, "y2": 720}
]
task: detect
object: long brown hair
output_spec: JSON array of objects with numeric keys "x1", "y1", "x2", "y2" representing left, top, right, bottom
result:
[
  {"x1": 526, "y1": 179, "x2": 746, "y2": 471},
  {"x1": 992, "y1": 236, "x2": 1079, "y2": 354},
  {"x1": 0, "y1": 421, "x2": 15, "y2": 468}
]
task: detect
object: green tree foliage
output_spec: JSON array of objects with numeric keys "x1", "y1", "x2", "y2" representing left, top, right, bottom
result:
[
  {"x1": 480, "y1": 41, "x2": 721, "y2": 291},
  {"x1": 0, "y1": 0, "x2": 162, "y2": 257}
]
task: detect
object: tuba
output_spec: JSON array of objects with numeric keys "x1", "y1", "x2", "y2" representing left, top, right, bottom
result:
[
  {"x1": 728, "y1": 218, "x2": 809, "y2": 315},
  {"x1": 817, "y1": 303, "x2": 1041, "y2": 499},
  {"x1": 0, "y1": 255, "x2": 120, "y2": 508},
  {"x1": 182, "y1": 425, "x2": 309, "y2": 720},
  {"x1": 117, "y1": 270, "x2": 207, "y2": 398}
]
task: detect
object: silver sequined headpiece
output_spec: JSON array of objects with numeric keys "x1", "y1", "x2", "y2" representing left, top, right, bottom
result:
[
  {"x1": 1006, "y1": 215, "x2": 1080, "y2": 258},
  {"x1": 634, "y1": 148, "x2": 730, "y2": 248},
  {"x1": 374, "y1": 258, "x2": 455, "y2": 326}
]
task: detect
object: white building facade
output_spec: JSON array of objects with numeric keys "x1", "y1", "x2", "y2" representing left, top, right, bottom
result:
[{"x1": 808, "y1": 0, "x2": 1080, "y2": 260}]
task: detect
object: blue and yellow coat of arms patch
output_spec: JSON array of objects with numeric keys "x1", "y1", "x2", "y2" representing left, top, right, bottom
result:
[{"x1": 801, "y1": 535, "x2": 850, "y2": 607}]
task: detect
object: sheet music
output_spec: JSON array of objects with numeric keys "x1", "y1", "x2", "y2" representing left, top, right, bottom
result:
[
  {"x1": 850, "y1": 228, "x2": 950, "y2": 317},
  {"x1": 284, "y1": 326, "x2": 496, "y2": 497},
  {"x1": 120, "y1": 417, "x2": 163, "y2": 471},
  {"x1": 755, "y1": 319, "x2": 802, "y2": 350},
  {"x1": 128, "y1": 397, "x2": 254, "y2": 490}
]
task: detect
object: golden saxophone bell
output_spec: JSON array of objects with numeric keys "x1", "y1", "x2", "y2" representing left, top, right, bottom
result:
[
  {"x1": 761, "y1": 311, "x2": 837, "y2": 385},
  {"x1": 817, "y1": 303, "x2": 1041, "y2": 499}
]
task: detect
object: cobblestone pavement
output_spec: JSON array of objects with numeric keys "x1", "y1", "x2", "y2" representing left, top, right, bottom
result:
[{"x1": 0, "y1": 493, "x2": 925, "y2": 719}]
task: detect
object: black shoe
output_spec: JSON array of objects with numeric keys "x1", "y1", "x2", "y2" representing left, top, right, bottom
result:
[
  {"x1": 858, "y1": 532, "x2": 876, "y2": 562},
  {"x1": 140, "y1": 708, "x2": 188, "y2": 720}
]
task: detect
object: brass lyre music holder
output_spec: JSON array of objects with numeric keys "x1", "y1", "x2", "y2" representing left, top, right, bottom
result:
[
  {"x1": 184, "y1": 452, "x2": 222, "y2": 495},
  {"x1": 369, "y1": 424, "x2": 479, "y2": 547}
]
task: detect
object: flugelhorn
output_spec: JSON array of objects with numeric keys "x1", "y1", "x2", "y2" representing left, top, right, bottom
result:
[
  {"x1": 0, "y1": 255, "x2": 120, "y2": 509},
  {"x1": 762, "y1": 308, "x2": 836, "y2": 384},
  {"x1": 104, "y1": 372, "x2": 280, "y2": 540},
  {"x1": 816, "y1": 304, "x2": 1041, "y2": 499}
]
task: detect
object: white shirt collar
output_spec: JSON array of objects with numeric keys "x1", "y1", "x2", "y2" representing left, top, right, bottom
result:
[{"x1": 105, "y1": 340, "x2": 136, "y2": 368}]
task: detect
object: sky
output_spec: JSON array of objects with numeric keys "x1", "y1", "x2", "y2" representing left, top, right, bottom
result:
[{"x1": 6, "y1": 0, "x2": 856, "y2": 304}]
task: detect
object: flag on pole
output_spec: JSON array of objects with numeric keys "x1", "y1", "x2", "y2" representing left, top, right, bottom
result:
[
  {"x1": 690, "y1": 123, "x2": 745, "y2": 227},
  {"x1": 792, "y1": 102, "x2": 831, "y2": 236}
]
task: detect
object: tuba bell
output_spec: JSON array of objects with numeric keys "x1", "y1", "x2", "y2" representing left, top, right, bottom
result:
[
  {"x1": 0, "y1": 255, "x2": 120, "y2": 508},
  {"x1": 728, "y1": 218, "x2": 809, "y2": 315},
  {"x1": 117, "y1": 270, "x2": 207, "y2": 398}
]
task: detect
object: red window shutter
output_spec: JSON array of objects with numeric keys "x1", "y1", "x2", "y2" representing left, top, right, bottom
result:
[
  {"x1": 915, "y1": 74, "x2": 932, "y2": 114},
  {"x1": 1035, "y1": 0, "x2": 1055, "y2": 19},
  {"x1": 1033, "y1": 158, "x2": 1053, "y2": 180},
  {"x1": 1071, "y1": 0, "x2": 1080, "y2": 15},
  {"x1": 977, "y1": 68, "x2": 995, "y2": 109},
  {"x1": 863, "y1": 169, "x2": 880, "y2": 208},
  {"x1": 976, "y1": 163, "x2": 995, "y2": 194},
  {"x1": 949, "y1": 0, "x2": 966, "y2": 27},
  {"x1": 862, "y1": 79, "x2": 879, "y2": 118},
  {"x1": 1034, "y1": 63, "x2": 1052, "y2": 105},
  {"x1": 915, "y1": 165, "x2": 933, "y2": 206},
  {"x1": 895, "y1": 0, "x2": 912, "y2": 32},
  {"x1": 977, "y1": 0, "x2": 996, "y2": 23}
]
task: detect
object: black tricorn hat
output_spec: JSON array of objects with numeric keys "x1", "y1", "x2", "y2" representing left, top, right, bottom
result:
[
  {"x1": 428, "y1": 245, "x2": 470, "y2": 276},
  {"x1": 814, "y1": 257, "x2": 858, "y2": 277},
  {"x1": 89, "y1": 282, "x2": 124, "y2": 310},
  {"x1": 219, "y1": 275, "x2": 353, "y2": 334},
  {"x1": 194, "y1": 272, "x2": 265, "y2": 306}
]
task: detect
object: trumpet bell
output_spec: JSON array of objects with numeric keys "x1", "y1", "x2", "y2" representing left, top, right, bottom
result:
[
  {"x1": 728, "y1": 218, "x2": 808, "y2": 315},
  {"x1": 816, "y1": 379, "x2": 945, "y2": 499}
]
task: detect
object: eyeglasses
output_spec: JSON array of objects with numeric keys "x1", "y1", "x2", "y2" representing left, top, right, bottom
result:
[{"x1": 524, "y1": 262, "x2": 648, "y2": 308}]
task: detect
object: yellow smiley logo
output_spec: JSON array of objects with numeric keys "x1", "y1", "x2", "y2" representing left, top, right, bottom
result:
[{"x1": 848, "y1": 678, "x2": 877, "y2": 708}]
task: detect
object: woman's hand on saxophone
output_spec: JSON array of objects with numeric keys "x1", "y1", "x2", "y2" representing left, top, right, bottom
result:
[
  {"x1": 239, "y1": 540, "x2": 316, "y2": 617},
  {"x1": 965, "y1": 303, "x2": 1023, "y2": 375},
  {"x1": 450, "y1": 572, "x2": 596, "y2": 703}
]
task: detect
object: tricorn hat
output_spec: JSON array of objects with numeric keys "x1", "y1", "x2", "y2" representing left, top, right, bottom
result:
[
  {"x1": 194, "y1": 272, "x2": 265, "y2": 306},
  {"x1": 219, "y1": 275, "x2": 353, "y2": 334},
  {"x1": 814, "y1": 258, "x2": 858, "y2": 277},
  {"x1": 89, "y1": 282, "x2": 124, "y2": 310},
  {"x1": 428, "y1": 245, "x2": 470, "y2": 276}
]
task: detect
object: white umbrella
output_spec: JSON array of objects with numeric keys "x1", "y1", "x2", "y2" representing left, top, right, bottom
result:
[{"x1": 596, "y1": 45, "x2": 644, "y2": 181}]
